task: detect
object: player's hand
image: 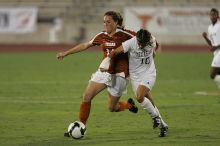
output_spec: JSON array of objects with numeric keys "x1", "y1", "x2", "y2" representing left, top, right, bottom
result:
[
  {"x1": 211, "y1": 46, "x2": 218, "y2": 52},
  {"x1": 57, "y1": 52, "x2": 67, "y2": 60},
  {"x1": 100, "y1": 68, "x2": 108, "y2": 72},
  {"x1": 202, "y1": 32, "x2": 207, "y2": 38},
  {"x1": 99, "y1": 57, "x2": 110, "y2": 72}
]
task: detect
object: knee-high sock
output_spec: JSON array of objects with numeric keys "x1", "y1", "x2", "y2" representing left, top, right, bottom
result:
[
  {"x1": 214, "y1": 75, "x2": 220, "y2": 89},
  {"x1": 79, "y1": 102, "x2": 91, "y2": 124},
  {"x1": 155, "y1": 106, "x2": 168, "y2": 127},
  {"x1": 140, "y1": 97, "x2": 158, "y2": 118}
]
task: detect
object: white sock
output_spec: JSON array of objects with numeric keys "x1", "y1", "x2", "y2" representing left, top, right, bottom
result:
[
  {"x1": 140, "y1": 97, "x2": 158, "y2": 118},
  {"x1": 155, "y1": 106, "x2": 168, "y2": 127},
  {"x1": 214, "y1": 75, "x2": 220, "y2": 89}
]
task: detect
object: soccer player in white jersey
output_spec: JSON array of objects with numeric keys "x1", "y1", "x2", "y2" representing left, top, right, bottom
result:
[
  {"x1": 102, "y1": 29, "x2": 168, "y2": 137},
  {"x1": 203, "y1": 8, "x2": 220, "y2": 90}
]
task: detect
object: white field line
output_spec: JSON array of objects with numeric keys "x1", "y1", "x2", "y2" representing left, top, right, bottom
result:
[
  {"x1": 194, "y1": 91, "x2": 220, "y2": 96},
  {"x1": 0, "y1": 95, "x2": 79, "y2": 104},
  {"x1": 0, "y1": 99, "x2": 76, "y2": 104},
  {"x1": 0, "y1": 96, "x2": 106, "y2": 104},
  {"x1": 1, "y1": 91, "x2": 218, "y2": 105},
  {"x1": 0, "y1": 81, "x2": 83, "y2": 85}
]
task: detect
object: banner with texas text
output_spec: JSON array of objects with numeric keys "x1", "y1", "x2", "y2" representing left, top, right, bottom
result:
[
  {"x1": 0, "y1": 7, "x2": 37, "y2": 33},
  {"x1": 124, "y1": 7, "x2": 213, "y2": 35}
]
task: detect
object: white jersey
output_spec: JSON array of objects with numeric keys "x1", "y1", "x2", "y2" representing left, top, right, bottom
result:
[
  {"x1": 122, "y1": 36, "x2": 156, "y2": 77},
  {"x1": 208, "y1": 19, "x2": 220, "y2": 67},
  {"x1": 122, "y1": 36, "x2": 157, "y2": 91}
]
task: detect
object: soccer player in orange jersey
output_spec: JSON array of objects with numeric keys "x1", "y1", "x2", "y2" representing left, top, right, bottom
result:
[{"x1": 57, "y1": 11, "x2": 137, "y2": 136}]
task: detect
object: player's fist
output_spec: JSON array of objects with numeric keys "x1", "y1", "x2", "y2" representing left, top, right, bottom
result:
[
  {"x1": 202, "y1": 32, "x2": 207, "y2": 38},
  {"x1": 99, "y1": 57, "x2": 110, "y2": 72},
  {"x1": 57, "y1": 52, "x2": 67, "y2": 60}
]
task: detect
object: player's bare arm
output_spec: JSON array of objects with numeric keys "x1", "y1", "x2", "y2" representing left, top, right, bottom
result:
[
  {"x1": 211, "y1": 45, "x2": 220, "y2": 51},
  {"x1": 99, "y1": 46, "x2": 125, "y2": 72},
  {"x1": 57, "y1": 42, "x2": 93, "y2": 60},
  {"x1": 108, "y1": 46, "x2": 124, "y2": 58},
  {"x1": 202, "y1": 32, "x2": 220, "y2": 52},
  {"x1": 202, "y1": 32, "x2": 212, "y2": 47}
]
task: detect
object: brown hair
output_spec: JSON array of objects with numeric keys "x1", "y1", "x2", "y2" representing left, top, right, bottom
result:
[
  {"x1": 136, "y1": 29, "x2": 153, "y2": 47},
  {"x1": 211, "y1": 8, "x2": 219, "y2": 16},
  {"x1": 104, "y1": 11, "x2": 123, "y2": 27}
]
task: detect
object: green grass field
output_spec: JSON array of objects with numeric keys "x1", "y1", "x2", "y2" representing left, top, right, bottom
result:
[{"x1": 0, "y1": 51, "x2": 220, "y2": 146}]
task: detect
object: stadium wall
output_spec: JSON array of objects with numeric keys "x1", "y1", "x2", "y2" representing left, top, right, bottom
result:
[{"x1": 0, "y1": 44, "x2": 210, "y2": 52}]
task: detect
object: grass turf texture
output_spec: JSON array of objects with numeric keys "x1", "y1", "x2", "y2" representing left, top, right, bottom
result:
[{"x1": 0, "y1": 51, "x2": 220, "y2": 146}]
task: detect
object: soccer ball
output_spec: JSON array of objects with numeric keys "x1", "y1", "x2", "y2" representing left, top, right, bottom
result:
[{"x1": 68, "y1": 121, "x2": 86, "y2": 139}]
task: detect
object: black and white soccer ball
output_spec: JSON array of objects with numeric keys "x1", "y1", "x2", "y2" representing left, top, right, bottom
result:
[{"x1": 68, "y1": 121, "x2": 86, "y2": 139}]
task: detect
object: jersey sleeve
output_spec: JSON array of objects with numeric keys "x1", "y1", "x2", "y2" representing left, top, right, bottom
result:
[
  {"x1": 122, "y1": 37, "x2": 135, "y2": 53},
  {"x1": 89, "y1": 32, "x2": 103, "y2": 46}
]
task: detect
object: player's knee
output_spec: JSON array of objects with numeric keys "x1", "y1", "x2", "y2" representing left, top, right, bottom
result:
[
  {"x1": 136, "y1": 94, "x2": 144, "y2": 103},
  {"x1": 83, "y1": 92, "x2": 93, "y2": 102}
]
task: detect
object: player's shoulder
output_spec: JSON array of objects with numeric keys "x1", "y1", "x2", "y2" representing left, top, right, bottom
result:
[
  {"x1": 91, "y1": 31, "x2": 106, "y2": 40},
  {"x1": 94, "y1": 31, "x2": 106, "y2": 37},
  {"x1": 117, "y1": 27, "x2": 136, "y2": 37},
  {"x1": 123, "y1": 36, "x2": 137, "y2": 47},
  {"x1": 122, "y1": 28, "x2": 136, "y2": 36},
  {"x1": 90, "y1": 31, "x2": 106, "y2": 44}
]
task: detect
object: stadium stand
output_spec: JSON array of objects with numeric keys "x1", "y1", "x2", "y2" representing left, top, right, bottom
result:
[{"x1": 0, "y1": 0, "x2": 219, "y2": 45}]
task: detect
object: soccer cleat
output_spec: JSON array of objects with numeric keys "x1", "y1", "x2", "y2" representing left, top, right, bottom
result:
[
  {"x1": 64, "y1": 132, "x2": 70, "y2": 137},
  {"x1": 127, "y1": 98, "x2": 138, "y2": 113},
  {"x1": 159, "y1": 126, "x2": 168, "y2": 137},
  {"x1": 152, "y1": 116, "x2": 161, "y2": 129}
]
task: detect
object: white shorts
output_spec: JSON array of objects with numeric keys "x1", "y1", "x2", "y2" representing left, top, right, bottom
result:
[
  {"x1": 211, "y1": 50, "x2": 220, "y2": 67},
  {"x1": 90, "y1": 70, "x2": 128, "y2": 97},
  {"x1": 107, "y1": 75, "x2": 129, "y2": 97},
  {"x1": 130, "y1": 73, "x2": 156, "y2": 94},
  {"x1": 90, "y1": 70, "x2": 112, "y2": 86}
]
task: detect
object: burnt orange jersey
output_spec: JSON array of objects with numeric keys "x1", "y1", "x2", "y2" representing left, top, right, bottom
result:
[
  {"x1": 91, "y1": 29, "x2": 135, "y2": 77},
  {"x1": 90, "y1": 28, "x2": 135, "y2": 77}
]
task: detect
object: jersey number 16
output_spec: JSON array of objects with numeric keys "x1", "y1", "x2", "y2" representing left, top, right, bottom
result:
[{"x1": 141, "y1": 57, "x2": 150, "y2": 64}]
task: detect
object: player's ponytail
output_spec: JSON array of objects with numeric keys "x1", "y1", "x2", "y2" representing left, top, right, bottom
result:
[{"x1": 116, "y1": 12, "x2": 124, "y2": 28}]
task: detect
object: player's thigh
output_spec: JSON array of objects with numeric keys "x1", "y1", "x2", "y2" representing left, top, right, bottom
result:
[
  {"x1": 136, "y1": 85, "x2": 150, "y2": 98},
  {"x1": 83, "y1": 70, "x2": 112, "y2": 102},
  {"x1": 131, "y1": 74, "x2": 156, "y2": 95},
  {"x1": 140, "y1": 74, "x2": 156, "y2": 91},
  {"x1": 83, "y1": 82, "x2": 106, "y2": 102},
  {"x1": 136, "y1": 85, "x2": 155, "y2": 105}
]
